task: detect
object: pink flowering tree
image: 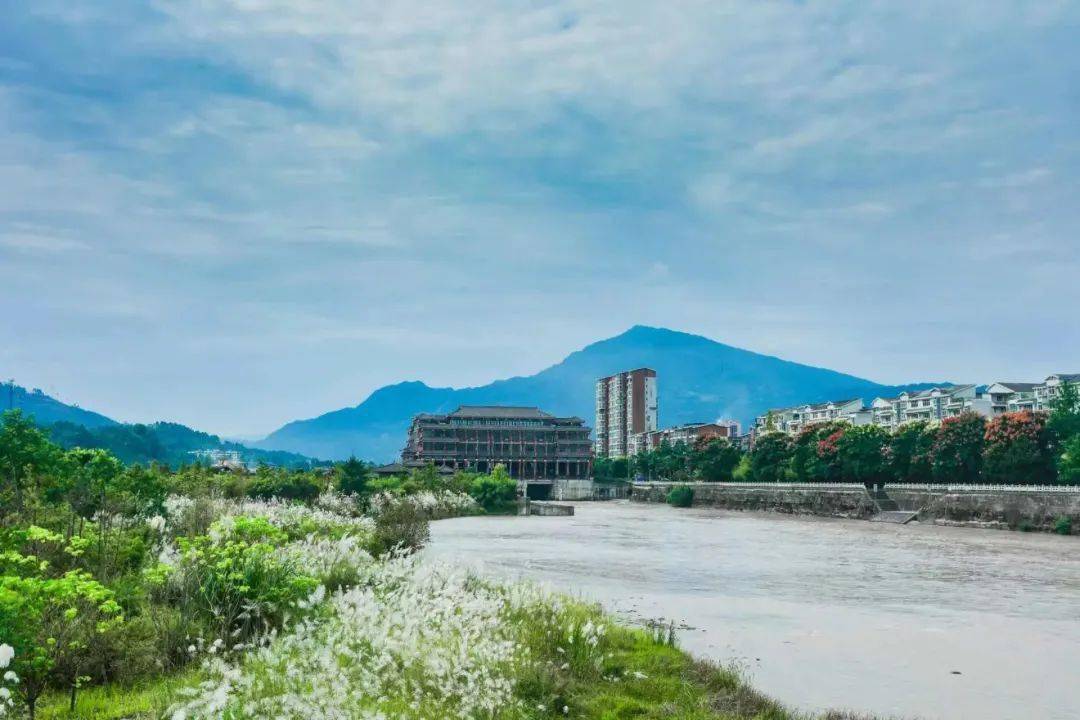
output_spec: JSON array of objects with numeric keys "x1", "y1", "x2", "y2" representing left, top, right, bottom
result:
[{"x1": 983, "y1": 411, "x2": 1055, "y2": 485}]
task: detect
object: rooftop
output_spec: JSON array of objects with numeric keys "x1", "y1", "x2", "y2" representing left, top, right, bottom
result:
[
  {"x1": 991, "y1": 382, "x2": 1039, "y2": 393},
  {"x1": 449, "y1": 405, "x2": 554, "y2": 419}
]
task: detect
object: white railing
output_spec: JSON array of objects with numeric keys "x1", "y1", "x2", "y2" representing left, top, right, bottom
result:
[
  {"x1": 632, "y1": 480, "x2": 1080, "y2": 493},
  {"x1": 633, "y1": 481, "x2": 865, "y2": 490},
  {"x1": 885, "y1": 483, "x2": 1080, "y2": 493}
]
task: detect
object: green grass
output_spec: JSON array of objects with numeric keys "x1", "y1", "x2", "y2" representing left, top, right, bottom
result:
[
  {"x1": 560, "y1": 625, "x2": 794, "y2": 720},
  {"x1": 29, "y1": 594, "x2": 882, "y2": 720},
  {"x1": 35, "y1": 668, "x2": 200, "y2": 720}
]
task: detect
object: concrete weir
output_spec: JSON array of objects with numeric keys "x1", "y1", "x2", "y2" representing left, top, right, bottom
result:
[{"x1": 519, "y1": 498, "x2": 575, "y2": 516}]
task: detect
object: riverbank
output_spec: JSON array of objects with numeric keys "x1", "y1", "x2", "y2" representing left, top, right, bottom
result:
[
  {"x1": 31, "y1": 557, "x2": 851, "y2": 720},
  {"x1": 8, "y1": 491, "x2": 862, "y2": 720},
  {"x1": 427, "y1": 502, "x2": 1080, "y2": 720},
  {"x1": 630, "y1": 481, "x2": 1080, "y2": 533}
]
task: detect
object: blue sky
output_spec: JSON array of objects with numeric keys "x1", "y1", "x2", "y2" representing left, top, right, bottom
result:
[{"x1": 1, "y1": 1, "x2": 1078, "y2": 437}]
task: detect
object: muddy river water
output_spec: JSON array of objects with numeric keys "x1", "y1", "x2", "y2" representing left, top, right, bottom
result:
[{"x1": 426, "y1": 501, "x2": 1080, "y2": 720}]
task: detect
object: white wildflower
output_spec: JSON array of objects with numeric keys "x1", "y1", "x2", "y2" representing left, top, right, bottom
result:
[{"x1": 0, "y1": 646, "x2": 11, "y2": 669}]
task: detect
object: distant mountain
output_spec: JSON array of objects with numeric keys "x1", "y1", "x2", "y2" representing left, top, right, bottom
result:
[
  {"x1": 259, "y1": 326, "x2": 946, "y2": 462},
  {"x1": 2, "y1": 383, "x2": 117, "y2": 428},
  {"x1": 47, "y1": 420, "x2": 322, "y2": 469},
  {"x1": 3, "y1": 382, "x2": 319, "y2": 468}
]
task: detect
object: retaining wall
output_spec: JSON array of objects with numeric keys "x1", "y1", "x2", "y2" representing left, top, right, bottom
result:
[
  {"x1": 630, "y1": 482, "x2": 1080, "y2": 533},
  {"x1": 630, "y1": 482, "x2": 878, "y2": 519},
  {"x1": 888, "y1": 487, "x2": 1080, "y2": 532}
]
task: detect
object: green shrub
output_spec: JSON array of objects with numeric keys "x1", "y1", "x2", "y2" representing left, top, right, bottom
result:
[
  {"x1": 246, "y1": 468, "x2": 322, "y2": 502},
  {"x1": 666, "y1": 485, "x2": 694, "y2": 508},
  {"x1": 1054, "y1": 515, "x2": 1073, "y2": 535},
  {"x1": 155, "y1": 534, "x2": 317, "y2": 642},
  {"x1": 469, "y1": 465, "x2": 518, "y2": 512},
  {"x1": 732, "y1": 455, "x2": 752, "y2": 481}
]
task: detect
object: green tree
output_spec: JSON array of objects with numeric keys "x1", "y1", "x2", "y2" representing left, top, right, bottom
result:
[
  {"x1": 983, "y1": 411, "x2": 1055, "y2": 485},
  {"x1": 1048, "y1": 380, "x2": 1080, "y2": 443},
  {"x1": 837, "y1": 425, "x2": 890, "y2": 485},
  {"x1": 0, "y1": 571, "x2": 123, "y2": 719},
  {"x1": 790, "y1": 422, "x2": 847, "y2": 483},
  {"x1": 1058, "y1": 435, "x2": 1080, "y2": 484},
  {"x1": 930, "y1": 412, "x2": 986, "y2": 484},
  {"x1": 691, "y1": 438, "x2": 742, "y2": 482},
  {"x1": 888, "y1": 421, "x2": 935, "y2": 483},
  {"x1": 0, "y1": 410, "x2": 60, "y2": 521},
  {"x1": 336, "y1": 456, "x2": 369, "y2": 495},
  {"x1": 748, "y1": 433, "x2": 793, "y2": 483}
]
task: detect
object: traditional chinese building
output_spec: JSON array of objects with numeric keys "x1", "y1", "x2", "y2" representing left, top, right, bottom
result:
[{"x1": 402, "y1": 406, "x2": 593, "y2": 480}]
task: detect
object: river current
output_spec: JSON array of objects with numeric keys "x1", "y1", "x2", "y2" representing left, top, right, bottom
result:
[{"x1": 426, "y1": 501, "x2": 1079, "y2": 720}]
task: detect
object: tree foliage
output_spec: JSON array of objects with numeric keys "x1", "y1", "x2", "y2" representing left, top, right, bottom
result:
[
  {"x1": 836, "y1": 425, "x2": 891, "y2": 485},
  {"x1": 748, "y1": 433, "x2": 793, "y2": 483},
  {"x1": 930, "y1": 412, "x2": 986, "y2": 484},
  {"x1": 983, "y1": 411, "x2": 1055, "y2": 484}
]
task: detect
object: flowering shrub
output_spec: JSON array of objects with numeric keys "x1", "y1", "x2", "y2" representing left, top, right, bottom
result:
[
  {"x1": 159, "y1": 494, "x2": 376, "y2": 543},
  {"x1": 169, "y1": 557, "x2": 609, "y2": 720},
  {"x1": 0, "y1": 643, "x2": 14, "y2": 718},
  {"x1": 287, "y1": 535, "x2": 373, "y2": 591},
  {"x1": 369, "y1": 490, "x2": 478, "y2": 520}
]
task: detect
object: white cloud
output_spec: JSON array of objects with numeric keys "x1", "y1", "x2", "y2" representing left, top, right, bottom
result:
[{"x1": 0, "y1": 0, "x2": 1078, "y2": 434}]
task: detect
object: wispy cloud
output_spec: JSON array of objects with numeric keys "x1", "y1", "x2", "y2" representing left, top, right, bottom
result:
[{"x1": 0, "y1": 0, "x2": 1078, "y2": 435}]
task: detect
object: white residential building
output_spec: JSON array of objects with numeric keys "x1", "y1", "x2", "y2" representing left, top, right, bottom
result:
[
  {"x1": 1033, "y1": 373, "x2": 1080, "y2": 410},
  {"x1": 870, "y1": 385, "x2": 991, "y2": 430},
  {"x1": 754, "y1": 398, "x2": 864, "y2": 437},
  {"x1": 986, "y1": 382, "x2": 1038, "y2": 415},
  {"x1": 595, "y1": 368, "x2": 658, "y2": 457}
]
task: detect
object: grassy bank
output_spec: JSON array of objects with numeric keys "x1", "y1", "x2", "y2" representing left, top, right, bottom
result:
[
  {"x1": 22, "y1": 538, "x2": 879, "y2": 720},
  {"x1": 31, "y1": 560, "x2": 849, "y2": 720}
]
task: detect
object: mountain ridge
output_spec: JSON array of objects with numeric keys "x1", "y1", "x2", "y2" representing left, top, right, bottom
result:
[{"x1": 257, "y1": 326, "x2": 947, "y2": 461}]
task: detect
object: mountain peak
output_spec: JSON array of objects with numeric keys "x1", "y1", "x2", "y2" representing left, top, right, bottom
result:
[{"x1": 259, "y1": 327, "x2": 935, "y2": 461}]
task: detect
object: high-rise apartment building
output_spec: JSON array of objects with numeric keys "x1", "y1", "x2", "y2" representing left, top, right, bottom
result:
[{"x1": 594, "y1": 368, "x2": 657, "y2": 457}]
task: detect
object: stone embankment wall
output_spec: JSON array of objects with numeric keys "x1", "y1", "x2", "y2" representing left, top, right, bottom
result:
[
  {"x1": 888, "y1": 487, "x2": 1080, "y2": 532},
  {"x1": 630, "y1": 482, "x2": 1080, "y2": 533},
  {"x1": 630, "y1": 482, "x2": 878, "y2": 519}
]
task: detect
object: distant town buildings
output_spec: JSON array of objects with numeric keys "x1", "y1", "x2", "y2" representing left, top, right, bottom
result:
[
  {"x1": 594, "y1": 368, "x2": 657, "y2": 458},
  {"x1": 188, "y1": 448, "x2": 249, "y2": 471},
  {"x1": 633, "y1": 420, "x2": 740, "y2": 453},
  {"x1": 402, "y1": 405, "x2": 592, "y2": 480},
  {"x1": 754, "y1": 374, "x2": 1078, "y2": 437},
  {"x1": 869, "y1": 385, "x2": 990, "y2": 431}
]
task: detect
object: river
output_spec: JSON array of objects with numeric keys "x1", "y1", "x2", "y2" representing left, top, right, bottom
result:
[{"x1": 426, "y1": 501, "x2": 1080, "y2": 720}]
